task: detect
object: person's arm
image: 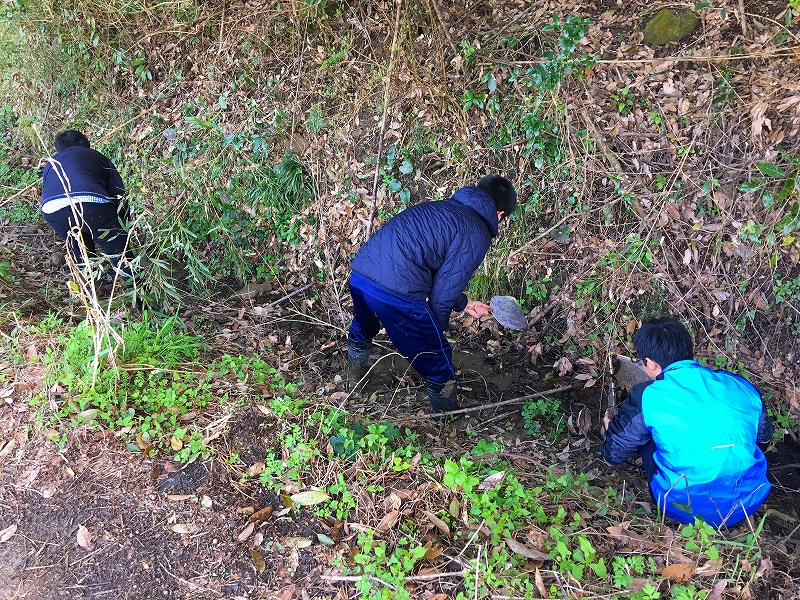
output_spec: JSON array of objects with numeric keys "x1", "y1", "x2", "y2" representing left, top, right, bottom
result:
[
  {"x1": 428, "y1": 235, "x2": 490, "y2": 330},
  {"x1": 105, "y1": 157, "x2": 125, "y2": 199},
  {"x1": 756, "y1": 398, "x2": 774, "y2": 444},
  {"x1": 600, "y1": 381, "x2": 653, "y2": 464}
]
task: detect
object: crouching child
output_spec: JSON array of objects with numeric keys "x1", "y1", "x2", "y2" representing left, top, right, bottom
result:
[{"x1": 600, "y1": 317, "x2": 773, "y2": 527}]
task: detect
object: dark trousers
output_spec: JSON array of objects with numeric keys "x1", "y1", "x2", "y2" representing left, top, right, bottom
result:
[
  {"x1": 348, "y1": 281, "x2": 456, "y2": 385},
  {"x1": 44, "y1": 202, "x2": 134, "y2": 280},
  {"x1": 640, "y1": 439, "x2": 658, "y2": 483}
]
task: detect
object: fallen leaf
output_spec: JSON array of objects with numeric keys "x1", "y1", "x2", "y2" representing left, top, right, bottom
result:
[
  {"x1": 606, "y1": 522, "x2": 658, "y2": 550},
  {"x1": 248, "y1": 507, "x2": 274, "y2": 523},
  {"x1": 505, "y1": 538, "x2": 549, "y2": 561},
  {"x1": 423, "y1": 542, "x2": 444, "y2": 560},
  {"x1": 167, "y1": 494, "x2": 192, "y2": 501},
  {"x1": 535, "y1": 568, "x2": 547, "y2": 597},
  {"x1": 290, "y1": 490, "x2": 329, "y2": 506},
  {"x1": 375, "y1": 510, "x2": 399, "y2": 533},
  {"x1": 76, "y1": 525, "x2": 93, "y2": 551},
  {"x1": 696, "y1": 560, "x2": 721, "y2": 576},
  {"x1": 247, "y1": 462, "x2": 265, "y2": 476},
  {"x1": 479, "y1": 470, "x2": 505, "y2": 490},
  {"x1": 706, "y1": 579, "x2": 727, "y2": 600},
  {"x1": 422, "y1": 510, "x2": 450, "y2": 535},
  {"x1": 755, "y1": 557, "x2": 773, "y2": 580},
  {"x1": 448, "y1": 499, "x2": 460, "y2": 518},
  {"x1": 251, "y1": 548, "x2": 266, "y2": 574},
  {"x1": 285, "y1": 537, "x2": 312, "y2": 549},
  {"x1": 0, "y1": 523, "x2": 17, "y2": 542},
  {"x1": 661, "y1": 562, "x2": 694, "y2": 582},
  {"x1": 238, "y1": 522, "x2": 255, "y2": 541},
  {"x1": 429, "y1": 595, "x2": 448, "y2": 600},
  {"x1": 171, "y1": 523, "x2": 194, "y2": 534},
  {"x1": 317, "y1": 533, "x2": 335, "y2": 545},
  {"x1": 329, "y1": 391, "x2": 349, "y2": 401},
  {"x1": 554, "y1": 356, "x2": 573, "y2": 376}
]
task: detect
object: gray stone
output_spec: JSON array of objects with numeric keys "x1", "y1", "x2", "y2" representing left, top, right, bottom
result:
[{"x1": 642, "y1": 9, "x2": 699, "y2": 45}]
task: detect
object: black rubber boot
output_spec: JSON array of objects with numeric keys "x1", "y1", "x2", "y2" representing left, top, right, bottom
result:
[
  {"x1": 426, "y1": 379, "x2": 459, "y2": 414},
  {"x1": 347, "y1": 340, "x2": 371, "y2": 392}
]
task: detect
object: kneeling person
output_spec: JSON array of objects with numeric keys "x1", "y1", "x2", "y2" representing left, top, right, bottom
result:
[
  {"x1": 347, "y1": 175, "x2": 517, "y2": 413},
  {"x1": 41, "y1": 129, "x2": 135, "y2": 285},
  {"x1": 601, "y1": 317, "x2": 773, "y2": 526}
]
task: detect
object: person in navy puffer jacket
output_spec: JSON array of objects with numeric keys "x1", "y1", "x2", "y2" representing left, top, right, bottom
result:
[
  {"x1": 601, "y1": 317, "x2": 773, "y2": 527},
  {"x1": 41, "y1": 129, "x2": 134, "y2": 285},
  {"x1": 347, "y1": 175, "x2": 517, "y2": 414}
]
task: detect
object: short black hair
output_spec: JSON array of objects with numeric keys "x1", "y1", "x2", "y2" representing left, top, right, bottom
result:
[
  {"x1": 633, "y1": 317, "x2": 694, "y2": 369},
  {"x1": 477, "y1": 175, "x2": 517, "y2": 218},
  {"x1": 54, "y1": 130, "x2": 90, "y2": 152}
]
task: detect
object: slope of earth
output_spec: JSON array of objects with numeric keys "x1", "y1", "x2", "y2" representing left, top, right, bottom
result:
[{"x1": 1, "y1": 0, "x2": 800, "y2": 598}]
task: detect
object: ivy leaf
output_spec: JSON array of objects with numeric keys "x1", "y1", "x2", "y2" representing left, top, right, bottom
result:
[
  {"x1": 756, "y1": 162, "x2": 785, "y2": 178},
  {"x1": 399, "y1": 159, "x2": 414, "y2": 175}
]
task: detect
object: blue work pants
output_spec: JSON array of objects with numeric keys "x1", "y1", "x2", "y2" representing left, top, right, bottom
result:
[{"x1": 348, "y1": 275, "x2": 455, "y2": 385}]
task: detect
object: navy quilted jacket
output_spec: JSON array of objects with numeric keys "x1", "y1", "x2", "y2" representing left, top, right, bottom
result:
[
  {"x1": 41, "y1": 145, "x2": 125, "y2": 205},
  {"x1": 351, "y1": 187, "x2": 499, "y2": 330}
]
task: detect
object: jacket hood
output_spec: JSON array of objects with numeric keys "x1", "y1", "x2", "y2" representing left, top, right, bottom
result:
[{"x1": 451, "y1": 187, "x2": 499, "y2": 237}]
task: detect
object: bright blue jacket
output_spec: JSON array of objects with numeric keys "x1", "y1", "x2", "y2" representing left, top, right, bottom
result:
[
  {"x1": 601, "y1": 360, "x2": 772, "y2": 527},
  {"x1": 351, "y1": 187, "x2": 499, "y2": 330}
]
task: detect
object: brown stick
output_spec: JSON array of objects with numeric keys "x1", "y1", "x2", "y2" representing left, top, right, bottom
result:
[
  {"x1": 427, "y1": 0, "x2": 459, "y2": 58},
  {"x1": 737, "y1": 0, "x2": 748, "y2": 37},
  {"x1": 527, "y1": 298, "x2": 560, "y2": 328},
  {"x1": 267, "y1": 282, "x2": 315, "y2": 307},
  {"x1": 365, "y1": 0, "x2": 403, "y2": 240},
  {"x1": 406, "y1": 384, "x2": 574, "y2": 420},
  {"x1": 321, "y1": 571, "x2": 467, "y2": 584}
]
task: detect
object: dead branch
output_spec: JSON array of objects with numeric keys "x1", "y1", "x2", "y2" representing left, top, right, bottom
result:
[{"x1": 405, "y1": 384, "x2": 574, "y2": 420}]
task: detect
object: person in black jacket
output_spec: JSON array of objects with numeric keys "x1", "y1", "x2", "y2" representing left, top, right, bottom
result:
[
  {"x1": 347, "y1": 175, "x2": 517, "y2": 413},
  {"x1": 41, "y1": 129, "x2": 134, "y2": 285}
]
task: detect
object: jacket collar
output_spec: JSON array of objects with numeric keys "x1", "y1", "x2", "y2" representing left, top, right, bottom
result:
[
  {"x1": 450, "y1": 187, "x2": 499, "y2": 237},
  {"x1": 656, "y1": 359, "x2": 700, "y2": 380}
]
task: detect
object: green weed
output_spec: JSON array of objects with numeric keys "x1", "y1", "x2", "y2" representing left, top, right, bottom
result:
[{"x1": 522, "y1": 396, "x2": 565, "y2": 438}]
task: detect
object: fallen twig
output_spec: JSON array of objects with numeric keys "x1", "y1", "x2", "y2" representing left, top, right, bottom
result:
[
  {"x1": 527, "y1": 298, "x2": 560, "y2": 328},
  {"x1": 321, "y1": 571, "x2": 466, "y2": 584},
  {"x1": 405, "y1": 384, "x2": 574, "y2": 419},
  {"x1": 365, "y1": 0, "x2": 403, "y2": 240},
  {"x1": 267, "y1": 282, "x2": 315, "y2": 307}
]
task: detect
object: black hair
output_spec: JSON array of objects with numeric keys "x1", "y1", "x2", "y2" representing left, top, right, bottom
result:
[
  {"x1": 633, "y1": 317, "x2": 694, "y2": 369},
  {"x1": 477, "y1": 175, "x2": 517, "y2": 219},
  {"x1": 54, "y1": 130, "x2": 90, "y2": 152}
]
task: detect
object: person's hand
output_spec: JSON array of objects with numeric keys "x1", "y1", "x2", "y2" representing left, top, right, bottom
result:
[
  {"x1": 464, "y1": 300, "x2": 491, "y2": 318},
  {"x1": 603, "y1": 408, "x2": 612, "y2": 431}
]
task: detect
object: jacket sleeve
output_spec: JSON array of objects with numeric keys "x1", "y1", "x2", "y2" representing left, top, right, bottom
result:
[
  {"x1": 600, "y1": 381, "x2": 653, "y2": 464},
  {"x1": 105, "y1": 157, "x2": 125, "y2": 199},
  {"x1": 756, "y1": 398, "x2": 774, "y2": 444},
  {"x1": 428, "y1": 234, "x2": 489, "y2": 330}
]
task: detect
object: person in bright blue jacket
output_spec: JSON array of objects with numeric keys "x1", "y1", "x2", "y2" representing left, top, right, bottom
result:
[
  {"x1": 41, "y1": 129, "x2": 134, "y2": 284},
  {"x1": 600, "y1": 317, "x2": 773, "y2": 527},
  {"x1": 347, "y1": 175, "x2": 517, "y2": 413}
]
